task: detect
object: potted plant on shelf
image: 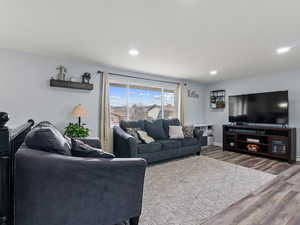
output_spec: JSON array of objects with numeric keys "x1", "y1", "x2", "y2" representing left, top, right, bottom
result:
[{"x1": 216, "y1": 100, "x2": 225, "y2": 108}]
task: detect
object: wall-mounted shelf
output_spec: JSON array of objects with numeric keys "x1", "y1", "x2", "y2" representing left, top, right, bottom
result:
[
  {"x1": 50, "y1": 79, "x2": 93, "y2": 91},
  {"x1": 210, "y1": 89, "x2": 225, "y2": 109}
]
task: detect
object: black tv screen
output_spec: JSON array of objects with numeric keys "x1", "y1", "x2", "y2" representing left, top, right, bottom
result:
[{"x1": 229, "y1": 91, "x2": 289, "y2": 124}]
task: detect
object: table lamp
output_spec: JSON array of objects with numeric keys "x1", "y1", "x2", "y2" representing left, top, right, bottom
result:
[{"x1": 72, "y1": 104, "x2": 87, "y2": 126}]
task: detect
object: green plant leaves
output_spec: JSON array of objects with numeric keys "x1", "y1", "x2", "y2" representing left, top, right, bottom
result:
[{"x1": 64, "y1": 123, "x2": 89, "y2": 138}]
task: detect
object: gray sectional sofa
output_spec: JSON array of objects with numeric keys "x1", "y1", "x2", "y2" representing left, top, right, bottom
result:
[{"x1": 113, "y1": 119, "x2": 204, "y2": 163}]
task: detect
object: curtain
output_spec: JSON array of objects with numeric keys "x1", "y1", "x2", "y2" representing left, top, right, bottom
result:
[
  {"x1": 100, "y1": 72, "x2": 112, "y2": 153},
  {"x1": 177, "y1": 82, "x2": 185, "y2": 125}
]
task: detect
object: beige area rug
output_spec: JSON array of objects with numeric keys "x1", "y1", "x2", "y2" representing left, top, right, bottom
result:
[{"x1": 140, "y1": 155, "x2": 276, "y2": 225}]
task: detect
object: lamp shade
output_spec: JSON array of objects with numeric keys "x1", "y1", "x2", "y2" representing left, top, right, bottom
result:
[{"x1": 72, "y1": 104, "x2": 88, "y2": 118}]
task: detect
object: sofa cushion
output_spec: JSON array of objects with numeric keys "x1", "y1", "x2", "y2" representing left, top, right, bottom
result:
[
  {"x1": 137, "y1": 142, "x2": 162, "y2": 154},
  {"x1": 157, "y1": 140, "x2": 182, "y2": 150},
  {"x1": 163, "y1": 119, "x2": 181, "y2": 137},
  {"x1": 120, "y1": 120, "x2": 144, "y2": 131},
  {"x1": 71, "y1": 138, "x2": 115, "y2": 158},
  {"x1": 144, "y1": 119, "x2": 167, "y2": 140},
  {"x1": 25, "y1": 126, "x2": 71, "y2": 156},
  {"x1": 181, "y1": 138, "x2": 199, "y2": 147}
]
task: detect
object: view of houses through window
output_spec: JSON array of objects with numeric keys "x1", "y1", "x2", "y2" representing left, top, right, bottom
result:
[{"x1": 109, "y1": 83, "x2": 177, "y2": 125}]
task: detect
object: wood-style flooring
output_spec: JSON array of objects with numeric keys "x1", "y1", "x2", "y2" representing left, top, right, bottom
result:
[
  {"x1": 202, "y1": 146, "x2": 292, "y2": 175},
  {"x1": 201, "y1": 146, "x2": 300, "y2": 225}
]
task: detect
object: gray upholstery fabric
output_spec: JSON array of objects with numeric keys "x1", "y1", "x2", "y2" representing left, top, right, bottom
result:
[
  {"x1": 162, "y1": 119, "x2": 181, "y2": 137},
  {"x1": 137, "y1": 145, "x2": 200, "y2": 164},
  {"x1": 114, "y1": 119, "x2": 204, "y2": 164},
  {"x1": 113, "y1": 126, "x2": 138, "y2": 158},
  {"x1": 15, "y1": 147, "x2": 147, "y2": 225},
  {"x1": 77, "y1": 138, "x2": 101, "y2": 148},
  {"x1": 120, "y1": 120, "x2": 145, "y2": 131},
  {"x1": 194, "y1": 128, "x2": 205, "y2": 141},
  {"x1": 144, "y1": 119, "x2": 167, "y2": 140},
  {"x1": 25, "y1": 126, "x2": 71, "y2": 156},
  {"x1": 157, "y1": 140, "x2": 182, "y2": 150},
  {"x1": 181, "y1": 138, "x2": 199, "y2": 147},
  {"x1": 71, "y1": 138, "x2": 115, "y2": 158},
  {"x1": 36, "y1": 121, "x2": 57, "y2": 128},
  {"x1": 137, "y1": 142, "x2": 162, "y2": 154}
]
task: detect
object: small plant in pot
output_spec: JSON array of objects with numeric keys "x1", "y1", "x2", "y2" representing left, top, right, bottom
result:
[{"x1": 64, "y1": 123, "x2": 89, "y2": 138}]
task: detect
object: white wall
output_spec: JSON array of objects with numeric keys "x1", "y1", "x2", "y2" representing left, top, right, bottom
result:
[
  {"x1": 0, "y1": 49, "x2": 205, "y2": 136},
  {"x1": 0, "y1": 49, "x2": 101, "y2": 136},
  {"x1": 204, "y1": 69, "x2": 300, "y2": 156},
  {"x1": 184, "y1": 82, "x2": 206, "y2": 125}
]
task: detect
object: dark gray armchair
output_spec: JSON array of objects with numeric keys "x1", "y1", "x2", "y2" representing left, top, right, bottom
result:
[{"x1": 15, "y1": 142, "x2": 147, "y2": 225}]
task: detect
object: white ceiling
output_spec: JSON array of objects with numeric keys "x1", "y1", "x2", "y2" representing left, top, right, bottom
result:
[{"x1": 1, "y1": 0, "x2": 300, "y2": 83}]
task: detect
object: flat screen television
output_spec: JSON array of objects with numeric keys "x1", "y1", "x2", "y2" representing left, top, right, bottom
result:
[{"x1": 229, "y1": 91, "x2": 289, "y2": 125}]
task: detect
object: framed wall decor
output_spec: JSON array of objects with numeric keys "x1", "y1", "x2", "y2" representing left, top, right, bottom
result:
[{"x1": 210, "y1": 90, "x2": 225, "y2": 109}]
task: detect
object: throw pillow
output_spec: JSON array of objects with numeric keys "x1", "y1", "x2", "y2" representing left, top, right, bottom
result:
[
  {"x1": 144, "y1": 120, "x2": 167, "y2": 140},
  {"x1": 126, "y1": 128, "x2": 142, "y2": 144},
  {"x1": 169, "y1": 126, "x2": 184, "y2": 139},
  {"x1": 71, "y1": 138, "x2": 115, "y2": 158},
  {"x1": 137, "y1": 130, "x2": 155, "y2": 144},
  {"x1": 163, "y1": 118, "x2": 181, "y2": 137},
  {"x1": 25, "y1": 126, "x2": 71, "y2": 155},
  {"x1": 182, "y1": 125, "x2": 194, "y2": 138}
]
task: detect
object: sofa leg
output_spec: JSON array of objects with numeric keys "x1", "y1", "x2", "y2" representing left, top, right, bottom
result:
[
  {"x1": 196, "y1": 151, "x2": 201, "y2": 156},
  {"x1": 130, "y1": 216, "x2": 140, "y2": 225}
]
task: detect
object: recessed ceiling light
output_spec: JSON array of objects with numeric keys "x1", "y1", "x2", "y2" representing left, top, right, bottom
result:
[
  {"x1": 210, "y1": 70, "x2": 218, "y2": 76},
  {"x1": 129, "y1": 49, "x2": 139, "y2": 56},
  {"x1": 276, "y1": 46, "x2": 292, "y2": 55}
]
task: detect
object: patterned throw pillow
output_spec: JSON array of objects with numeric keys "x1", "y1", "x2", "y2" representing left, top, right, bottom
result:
[
  {"x1": 182, "y1": 125, "x2": 194, "y2": 138},
  {"x1": 136, "y1": 130, "x2": 155, "y2": 144},
  {"x1": 169, "y1": 126, "x2": 184, "y2": 139},
  {"x1": 126, "y1": 128, "x2": 142, "y2": 144}
]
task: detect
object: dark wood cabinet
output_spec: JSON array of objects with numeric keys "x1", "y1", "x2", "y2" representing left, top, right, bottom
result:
[{"x1": 223, "y1": 125, "x2": 296, "y2": 163}]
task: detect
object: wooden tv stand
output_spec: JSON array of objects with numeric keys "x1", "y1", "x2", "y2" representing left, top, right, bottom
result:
[{"x1": 223, "y1": 125, "x2": 296, "y2": 163}]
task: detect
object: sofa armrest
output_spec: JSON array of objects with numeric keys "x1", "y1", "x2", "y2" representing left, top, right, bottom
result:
[
  {"x1": 78, "y1": 137, "x2": 101, "y2": 148},
  {"x1": 15, "y1": 148, "x2": 147, "y2": 225},
  {"x1": 194, "y1": 127, "x2": 204, "y2": 143},
  {"x1": 113, "y1": 126, "x2": 138, "y2": 158}
]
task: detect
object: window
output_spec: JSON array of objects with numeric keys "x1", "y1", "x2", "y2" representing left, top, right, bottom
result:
[
  {"x1": 128, "y1": 85, "x2": 162, "y2": 121},
  {"x1": 109, "y1": 83, "x2": 177, "y2": 125},
  {"x1": 163, "y1": 89, "x2": 176, "y2": 119},
  {"x1": 109, "y1": 84, "x2": 128, "y2": 125}
]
